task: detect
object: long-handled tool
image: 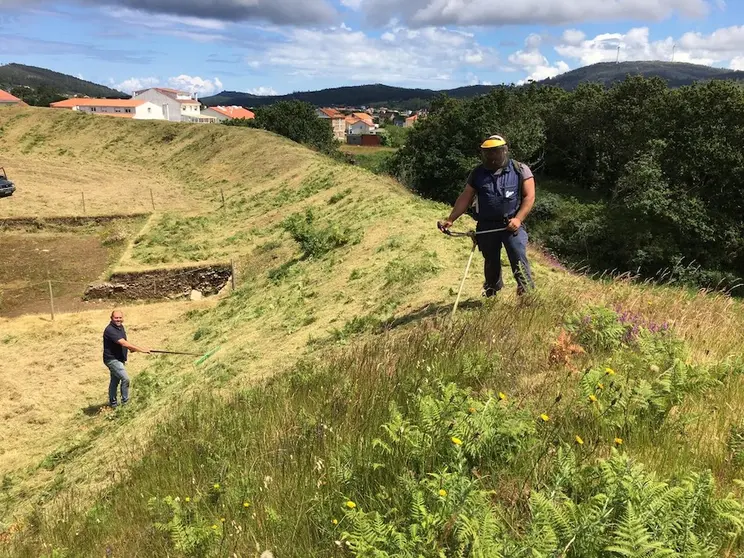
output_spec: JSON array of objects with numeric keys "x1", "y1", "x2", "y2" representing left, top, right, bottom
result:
[
  {"x1": 150, "y1": 346, "x2": 221, "y2": 366},
  {"x1": 150, "y1": 350, "x2": 203, "y2": 356},
  {"x1": 438, "y1": 222, "x2": 509, "y2": 319}
]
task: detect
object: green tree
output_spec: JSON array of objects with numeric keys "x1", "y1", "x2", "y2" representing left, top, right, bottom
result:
[{"x1": 225, "y1": 99, "x2": 337, "y2": 154}]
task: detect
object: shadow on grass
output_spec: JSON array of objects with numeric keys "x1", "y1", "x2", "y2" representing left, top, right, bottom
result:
[
  {"x1": 82, "y1": 403, "x2": 111, "y2": 417},
  {"x1": 378, "y1": 299, "x2": 483, "y2": 331}
]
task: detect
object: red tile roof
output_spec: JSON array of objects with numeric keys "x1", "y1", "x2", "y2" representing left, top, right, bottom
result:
[
  {"x1": 319, "y1": 107, "x2": 344, "y2": 119},
  {"x1": 353, "y1": 112, "x2": 374, "y2": 125},
  {"x1": 208, "y1": 105, "x2": 255, "y2": 119},
  {"x1": 0, "y1": 89, "x2": 22, "y2": 103}
]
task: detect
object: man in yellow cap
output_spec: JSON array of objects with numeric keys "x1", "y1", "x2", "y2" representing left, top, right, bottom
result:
[{"x1": 438, "y1": 134, "x2": 536, "y2": 297}]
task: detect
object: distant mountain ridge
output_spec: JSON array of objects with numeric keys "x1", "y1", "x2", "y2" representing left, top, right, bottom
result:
[
  {"x1": 203, "y1": 61, "x2": 744, "y2": 109},
  {"x1": 0, "y1": 63, "x2": 126, "y2": 98},
  {"x1": 540, "y1": 60, "x2": 744, "y2": 90}
]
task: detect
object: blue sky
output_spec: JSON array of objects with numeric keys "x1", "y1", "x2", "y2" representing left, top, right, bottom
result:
[{"x1": 0, "y1": 0, "x2": 743, "y2": 97}]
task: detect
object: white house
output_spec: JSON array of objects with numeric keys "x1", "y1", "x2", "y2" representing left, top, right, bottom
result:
[
  {"x1": 50, "y1": 98, "x2": 164, "y2": 119},
  {"x1": 132, "y1": 87, "x2": 202, "y2": 122},
  {"x1": 201, "y1": 105, "x2": 255, "y2": 122},
  {"x1": 346, "y1": 116, "x2": 375, "y2": 135}
]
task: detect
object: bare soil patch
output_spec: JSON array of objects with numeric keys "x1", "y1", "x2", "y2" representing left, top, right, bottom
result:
[{"x1": 0, "y1": 234, "x2": 111, "y2": 317}]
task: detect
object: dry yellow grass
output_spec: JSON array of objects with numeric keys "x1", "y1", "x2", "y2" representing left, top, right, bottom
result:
[
  {"x1": 1, "y1": 104, "x2": 743, "y2": 533},
  {"x1": 0, "y1": 301, "x2": 206, "y2": 476}
]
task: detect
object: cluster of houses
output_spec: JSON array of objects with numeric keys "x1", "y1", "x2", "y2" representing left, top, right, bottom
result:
[
  {"x1": 0, "y1": 86, "x2": 424, "y2": 146},
  {"x1": 316, "y1": 107, "x2": 422, "y2": 145}
]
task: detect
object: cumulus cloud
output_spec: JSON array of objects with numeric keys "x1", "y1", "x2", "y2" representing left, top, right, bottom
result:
[
  {"x1": 731, "y1": 56, "x2": 744, "y2": 70},
  {"x1": 1, "y1": 0, "x2": 338, "y2": 25},
  {"x1": 554, "y1": 25, "x2": 744, "y2": 67},
  {"x1": 508, "y1": 33, "x2": 570, "y2": 83},
  {"x1": 356, "y1": 0, "x2": 710, "y2": 27},
  {"x1": 168, "y1": 75, "x2": 224, "y2": 95},
  {"x1": 248, "y1": 86, "x2": 278, "y2": 96},
  {"x1": 115, "y1": 75, "x2": 224, "y2": 95},
  {"x1": 258, "y1": 24, "x2": 499, "y2": 86},
  {"x1": 116, "y1": 76, "x2": 160, "y2": 93}
]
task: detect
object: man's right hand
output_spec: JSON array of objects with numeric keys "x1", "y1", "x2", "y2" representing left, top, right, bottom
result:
[{"x1": 438, "y1": 219, "x2": 453, "y2": 231}]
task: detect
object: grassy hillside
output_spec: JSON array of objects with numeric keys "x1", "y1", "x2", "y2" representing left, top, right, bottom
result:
[
  {"x1": 2, "y1": 106, "x2": 744, "y2": 556},
  {"x1": 0, "y1": 63, "x2": 126, "y2": 99}
]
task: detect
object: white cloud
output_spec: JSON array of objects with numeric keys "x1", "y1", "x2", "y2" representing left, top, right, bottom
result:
[
  {"x1": 356, "y1": 0, "x2": 710, "y2": 27},
  {"x1": 257, "y1": 24, "x2": 499, "y2": 86},
  {"x1": 562, "y1": 29, "x2": 586, "y2": 45},
  {"x1": 114, "y1": 75, "x2": 224, "y2": 95},
  {"x1": 248, "y1": 86, "x2": 278, "y2": 96},
  {"x1": 340, "y1": 0, "x2": 363, "y2": 8},
  {"x1": 116, "y1": 76, "x2": 159, "y2": 93},
  {"x1": 508, "y1": 34, "x2": 570, "y2": 84},
  {"x1": 554, "y1": 25, "x2": 744, "y2": 67},
  {"x1": 168, "y1": 75, "x2": 224, "y2": 95},
  {"x1": 730, "y1": 56, "x2": 744, "y2": 70}
]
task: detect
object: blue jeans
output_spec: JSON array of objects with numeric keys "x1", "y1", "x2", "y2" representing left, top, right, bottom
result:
[
  {"x1": 475, "y1": 225, "x2": 535, "y2": 295},
  {"x1": 105, "y1": 360, "x2": 129, "y2": 406}
]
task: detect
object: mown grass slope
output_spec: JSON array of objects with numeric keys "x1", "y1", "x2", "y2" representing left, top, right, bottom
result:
[{"x1": 2, "y1": 106, "x2": 744, "y2": 557}]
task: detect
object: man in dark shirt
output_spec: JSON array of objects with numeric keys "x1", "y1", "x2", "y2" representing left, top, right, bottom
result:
[
  {"x1": 438, "y1": 134, "x2": 536, "y2": 297},
  {"x1": 103, "y1": 309, "x2": 151, "y2": 407}
]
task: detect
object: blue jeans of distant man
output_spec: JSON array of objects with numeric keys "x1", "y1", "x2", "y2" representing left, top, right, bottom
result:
[
  {"x1": 475, "y1": 224, "x2": 535, "y2": 296},
  {"x1": 105, "y1": 359, "x2": 129, "y2": 406}
]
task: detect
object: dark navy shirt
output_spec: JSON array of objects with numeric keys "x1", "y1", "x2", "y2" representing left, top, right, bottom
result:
[{"x1": 103, "y1": 322, "x2": 128, "y2": 363}]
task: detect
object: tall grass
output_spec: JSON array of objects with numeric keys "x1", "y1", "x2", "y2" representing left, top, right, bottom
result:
[{"x1": 11, "y1": 281, "x2": 744, "y2": 557}]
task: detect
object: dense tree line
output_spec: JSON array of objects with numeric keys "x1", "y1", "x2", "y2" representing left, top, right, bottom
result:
[{"x1": 388, "y1": 77, "x2": 744, "y2": 292}]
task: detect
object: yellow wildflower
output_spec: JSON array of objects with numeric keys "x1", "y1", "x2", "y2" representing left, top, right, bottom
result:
[
  {"x1": 498, "y1": 392, "x2": 507, "y2": 401},
  {"x1": 597, "y1": 383, "x2": 604, "y2": 390},
  {"x1": 468, "y1": 407, "x2": 476, "y2": 414},
  {"x1": 243, "y1": 502, "x2": 250, "y2": 508},
  {"x1": 220, "y1": 518, "x2": 225, "y2": 523},
  {"x1": 615, "y1": 438, "x2": 624, "y2": 446},
  {"x1": 346, "y1": 501, "x2": 356, "y2": 509},
  {"x1": 212, "y1": 525, "x2": 218, "y2": 530},
  {"x1": 605, "y1": 368, "x2": 616, "y2": 376},
  {"x1": 185, "y1": 497, "x2": 191, "y2": 503},
  {"x1": 213, "y1": 483, "x2": 220, "y2": 490},
  {"x1": 589, "y1": 395, "x2": 598, "y2": 403},
  {"x1": 575, "y1": 435, "x2": 584, "y2": 445},
  {"x1": 332, "y1": 519, "x2": 338, "y2": 525},
  {"x1": 451, "y1": 437, "x2": 463, "y2": 446},
  {"x1": 540, "y1": 414, "x2": 550, "y2": 422},
  {"x1": 438, "y1": 489, "x2": 447, "y2": 497}
]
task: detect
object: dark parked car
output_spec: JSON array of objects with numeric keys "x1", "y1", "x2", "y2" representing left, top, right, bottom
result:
[{"x1": 0, "y1": 167, "x2": 15, "y2": 197}]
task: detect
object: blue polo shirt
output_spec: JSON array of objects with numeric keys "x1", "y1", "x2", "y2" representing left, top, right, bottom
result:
[{"x1": 103, "y1": 322, "x2": 128, "y2": 363}]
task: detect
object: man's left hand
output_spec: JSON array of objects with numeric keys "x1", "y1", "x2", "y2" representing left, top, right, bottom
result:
[{"x1": 507, "y1": 217, "x2": 522, "y2": 232}]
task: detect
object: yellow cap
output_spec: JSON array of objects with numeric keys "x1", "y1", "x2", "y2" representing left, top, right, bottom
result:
[{"x1": 480, "y1": 135, "x2": 507, "y2": 149}]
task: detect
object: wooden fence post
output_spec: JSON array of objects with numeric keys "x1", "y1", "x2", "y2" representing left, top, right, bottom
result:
[
  {"x1": 221, "y1": 189, "x2": 226, "y2": 213},
  {"x1": 150, "y1": 188, "x2": 156, "y2": 211},
  {"x1": 230, "y1": 258, "x2": 236, "y2": 291},
  {"x1": 48, "y1": 280, "x2": 55, "y2": 321},
  {"x1": 81, "y1": 191, "x2": 86, "y2": 215}
]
